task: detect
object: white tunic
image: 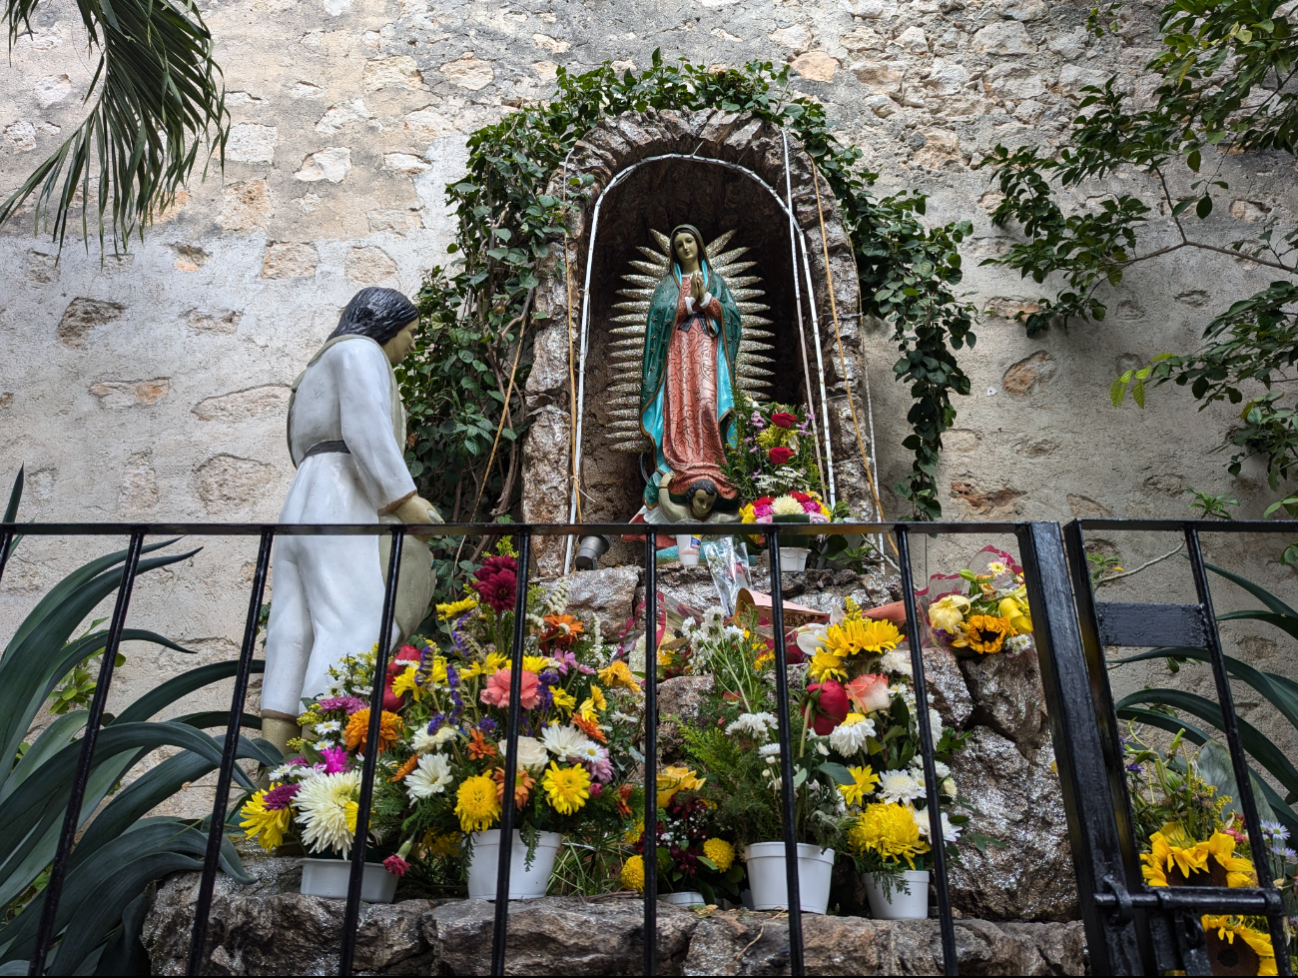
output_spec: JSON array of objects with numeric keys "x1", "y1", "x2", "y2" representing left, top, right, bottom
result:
[{"x1": 261, "y1": 336, "x2": 417, "y2": 717}]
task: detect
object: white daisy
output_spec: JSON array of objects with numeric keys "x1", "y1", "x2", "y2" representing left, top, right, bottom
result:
[
  {"x1": 406, "y1": 753, "x2": 453, "y2": 801},
  {"x1": 541, "y1": 723, "x2": 593, "y2": 759},
  {"x1": 878, "y1": 769, "x2": 924, "y2": 805},
  {"x1": 723, "y1": 625, "x2": 745, "y2": 641},
  {"x1": 295, "y1": 771, "x2": 360, "y2": 857},
  {"x1": 315, "y1": 719, "x2": 342, "y2": 734},
  {"x1": 726, "y1": 712, "x2": 779, "y2": 738},
  {"x1": 499, "y1": 735, "x2": 550, "y2": 772},
  {"x1": 828, "y1": 716, "x2": 876, "y2": 755}
]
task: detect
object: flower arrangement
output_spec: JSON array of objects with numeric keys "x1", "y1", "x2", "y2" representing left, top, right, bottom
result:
[
  {"x1": 918, "y1": 547, "x2": 1033, "y2": 658},
  {"x1": 239, "y1": 557, "x2": 644, "y2": 890},
  {"x1": 724, "y1": 394, "x2": 822, "y2": 502}
]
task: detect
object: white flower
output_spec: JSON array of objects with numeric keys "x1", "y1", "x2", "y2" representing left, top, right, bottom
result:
[
  {"x1": 815, "y1": 741, "x2": 829, "y2": 755},
  {"x1": 726, "y1": 712, "x2": 779, "y2": 738},
  {"x1": 406, "y1": 753, "x2": 453, "y2": 801},
  {"x1": 880, "y1": 649, "x2": 913, "y2": 677},
  {"x1": 878, "y1": 769, "x2": 924, "y2": 805},
  {"x1": 759, "y1": 743, "x2": 782, "y2": 757},
  {"x1": 929, "y1": 709, "x2": 944, "y2": 738},
  {"x1": 541, "y1": 723, "x2": 594, "y2": 759},
  {"x1": 828, "y1": 716, "x2": 875, "y2": 755},
  {"x1": 268, "y1": 764, "x2": 295, "y2": 781},
  {"x1": 723, "y1": 625, "x2": 744, "y2": 641},
  {"x1": 1006, "y1": 634, "x2": 1032, "y2": 653},
  {"x1": 315, "y1": 719, "x2": 342, "y2": 734},
  {"x1": 499, "y1": 735, "x2": 549, "y2": 772},
  {"x1": 942, "y1": 777, "x2": 958, "y2": 798},
  {"x1": 314, "y1": 737, "x2": 340, "y2": 750},
  {"x1": 296, "y1": 771, "x2": 360, "y2": 857},
  {"x1": 412, "y1": 725, "x2": 459, "y2": 753},
  {"x1": 932, "y1": 760, "x2": 950, "y2": 779},
  {"x1": 795, "y1": 623, "x2": 827, "y2": 657},
  {"x1": 611, "y1": 711, "x2": 638, "y2": 725},
  {"x1": 914, "y1": 808, "x2": 962, "y2": 842},
  {"x1": 702, "y1": 608, "x2": 724, "y2": 632}
]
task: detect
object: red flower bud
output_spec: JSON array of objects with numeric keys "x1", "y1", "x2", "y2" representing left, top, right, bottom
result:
[
  {"x1": 768, "y1": 446, "x2": 795, "y2": 465},
  {"x1": 771, "y1": 412, "x2": 798, "y2": 429}
]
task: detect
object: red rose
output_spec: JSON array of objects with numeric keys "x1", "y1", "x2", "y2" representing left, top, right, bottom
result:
[
  {"x1": 808, "y1": 680, "x2": 850, "y2": 735},
  {"x1": 771, "y1": 412, "x2": 798, "y2": 429},
  {"x1": 768, "y1": 446, "x2": 795, "y2": 465}
]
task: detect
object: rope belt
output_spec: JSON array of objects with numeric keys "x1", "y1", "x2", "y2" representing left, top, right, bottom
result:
[{"x1": 302, "y1": 440, "x2": 350, "y2": 459}]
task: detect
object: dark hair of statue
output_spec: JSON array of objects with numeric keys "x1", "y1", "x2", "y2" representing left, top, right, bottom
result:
[{"x1": 328, "y1": 287, "x2": 419, "y2": 345}]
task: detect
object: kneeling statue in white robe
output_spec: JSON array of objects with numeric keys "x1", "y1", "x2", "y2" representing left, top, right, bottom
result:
[{"x1": 261, "y1": 287, "x2": 441, "y2": 757}]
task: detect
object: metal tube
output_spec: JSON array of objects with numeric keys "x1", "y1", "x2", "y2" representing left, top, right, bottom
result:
[
  {"x1": 642, "y1": 530, "x2": 658, "y2": 977},
  {"x1": 187, "y1": 528, "x2": 274, "y2": 976},
  {"x1": 29, "y1": 530, "x2": 145, "y2": 977},
  {"x1": 1183, "y1": 525, "x2": 1293, "y2": 975},
  {"x1": 0, "y1": 529, "x2": 13, "y2": 588},
  {"x1": 894, "y1": 527, "x2": 957, "y2": 976},
  {"x1": 490, "y1": 530, "x2": 532, "y2": 976},
  {"x1": 766, "y1": 532, "x2": 805, "y2": 976},
  {"x1": 338, "y1": 526, "x2": 405, "y2": 977}
]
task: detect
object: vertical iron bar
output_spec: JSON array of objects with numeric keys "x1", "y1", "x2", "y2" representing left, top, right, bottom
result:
[
  {"x1": 29, "y1": 530, "x2": 145, "y2": 977},
  {"x1": 338, "y1": 526, "x2": 404, "y2": 977},
  {"x1": 766, "y1": 530, "x2": 805, "y2": 977},
  {"x1": 186, "y1": 528, "x2": 274, "y2": 976},
  {"x1": 1047, "y1": 521, "x2": 1146, "y2": 975},
  {"x1": 1183, "y1": 525, "x2": 1293, "y2": 975},
  {"x1": 894, "y1": 526, "x2": 957, "y2": 975},
  {"x1": 490, "y1": 530, "x2": 532, "y2": 976},
  {"x1": 0, "y1": 529, "x2": 14, "y2": 588},
  {"x1": 642, "y1": 530, "x2": 658, "y2": 977}
]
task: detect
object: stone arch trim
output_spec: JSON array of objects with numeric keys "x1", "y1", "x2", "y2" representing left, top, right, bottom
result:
[{"x1": 523, "y1": 108, "x2": 874, "y2": 572}]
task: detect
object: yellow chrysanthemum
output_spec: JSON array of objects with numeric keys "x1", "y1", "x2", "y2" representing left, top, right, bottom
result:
[
  {"x1": 484, "y1": 652, "x2": 509, "y2": 675},
  {"x1": 523, "y1": 655, "x2": 555, "y2": 673},
  {"x1": 551, "y1": 687, "x2": 578, "y2": 714},
  {"x1": 807, "y1": 649, "x2": 847, "y2": 682},
  {"x1": 838, "y1": 765, "x2": 882, "y2": 807},
  {"x1": 541, "y1": 762, "x2": 591, "y2": 815},
  {"x1": 821, "y1": 617, "x2": 902, "y2": 657},
  {"x1": 455, "y1": 774, "x2": 502, "y2": 833},
  {"x1": 1201, "y1": 915, "x2": 1278, "y2": 976},
  {"x1": 391, "y1": 663, "x2": 422, "y2": 701},
  {"x1": 239, "y1": 788, "x2": 293, "y2": 850},
  {"x1": 436, "y1": 596, "x2": 478, "y2": 620},
  {"x1": 598, "y1": 660, "x2": 640, "y2": 691},
  {"x1": 703, "y1": 838, "x2": 735, "y2": 873},
  {"x1": 624, "y1": 819, "x2": 645, "y2": 844},
  {"x1": 848, "y1": 802, "x2": 931, "y2": 869},
  {"x1": 657, "y1": 765, "x2": 706, "y2": 808},
  {"x1": 621, "y1": 854, "x2": 646, "y2": 893}
]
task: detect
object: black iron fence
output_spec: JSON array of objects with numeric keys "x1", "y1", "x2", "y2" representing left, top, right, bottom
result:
[{"x1": 0, "y1": 518, "x2": 1293, "y2": 976}]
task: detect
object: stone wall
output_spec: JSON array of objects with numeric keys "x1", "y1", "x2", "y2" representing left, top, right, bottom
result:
[{"x1": 2, "y1": 0, "x2": 1296, "y2": 808}]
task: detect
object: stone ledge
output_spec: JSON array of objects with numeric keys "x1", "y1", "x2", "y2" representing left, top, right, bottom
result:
[{"x1": 143, "y1": 864, "x2": 1085, "y2": 976}]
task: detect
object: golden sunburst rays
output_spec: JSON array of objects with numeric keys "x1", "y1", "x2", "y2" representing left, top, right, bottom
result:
[{"x1": 603, "y1": 229, "x2": 776, "y2": 453}]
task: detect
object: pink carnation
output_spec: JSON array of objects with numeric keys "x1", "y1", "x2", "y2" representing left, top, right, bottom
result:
[
  {"x1": 480, "y1": 668, "x2": 541, "y2": 710},
  {"x1": 383, "y1": 854, "x2": 410, "y2": 877}
]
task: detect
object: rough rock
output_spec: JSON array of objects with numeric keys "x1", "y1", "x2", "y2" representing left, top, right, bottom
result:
[
  {"x1": 958, "y1": 650, "x2": 1050, "y2": 756},
  {"x1": 947, "y1": 728, "x2": 1077, "y2": 922},
  {"x1": 562, "y1": 564, "x2": 641, "y2": 637},
  {"x1": 57, "y1": 297, "x2": 125, "y2": 347},
  {"x1": 921, "y1": 642, "x2": 973, "y2": 730},
  {"x1": 1001, "y1": 352, "x2": 1057, "y2": 398},
  {"x1": 657, "y1": 674, "x2": 715, "y2": 763},
  {"x1": 88, "y1": 378, "x2": 171, "y2": 409}
]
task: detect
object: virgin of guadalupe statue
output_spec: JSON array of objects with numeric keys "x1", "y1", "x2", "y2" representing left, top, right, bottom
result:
[
  {"x1": 260, "y1": 287, "x2": 441, "y2": 757},
  {"x1": 638, "y1": 225, "x2": 745, "y2": 523}
]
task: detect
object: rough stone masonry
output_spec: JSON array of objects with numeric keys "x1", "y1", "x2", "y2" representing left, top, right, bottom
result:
[{"x1": 1, "y1": 0, "x2": 1295, "y2": 824}]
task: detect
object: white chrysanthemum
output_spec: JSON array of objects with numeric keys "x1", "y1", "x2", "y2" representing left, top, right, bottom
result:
[
  {"x1": 828, "y1": 716, "x2": 875, "y2": 755},
  {"x1": 702, "y1": 608, "x2": 724, "y2": 632},
  {"x1": 723, "y1": 625, "x2": 744, "y2": 641},
  {"x1": 880, "y1": 649, "x2": 913, "y2": 677},
  {"x1": 296, "y1": 770, "x2": 360, "y2": 857},
  {"x1": 932, "y1": 760, "x2": 950, "y2": 779},
  {"x1": 942, "y1": 777, "x2": 958, "y2": 798},
  {"x1": 771, "y1": 495, "x2": 804, "y2": 516},
  {"x1": 541, "y1": 723, "x2": 593, "y2": 759},
  {"x1": 411, "y1": 727, "x2": 440, "y2": 753},
  {"x1": 914, "y1": 808, "x2": 962, "y2": 842},
  {"x1": 878, "y1": 769, "x2": 924, "y2": 805},
  {"x1": 758, "y1": 743, "x2": 782, "y2": 758},
  {"x1": 726, "y1": 712, "x2": 778, "y2": 738},
  {"x1": 406, "y1": 753, "x2": 453, "y2": 801},
  {"x1": 500, "y1": 735, "x2": 550, "y2": 771}
]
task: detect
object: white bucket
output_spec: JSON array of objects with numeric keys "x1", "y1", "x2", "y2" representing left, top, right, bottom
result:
[
  {"x1": 778, "y1": 547, "x2": 810, "y2": 572},
  {"x1": 299, "y1": 858, "x2": 399, "y2": 903},
  {"x1": 465, "y1": 829, "x2": 562, "y2": 900},
  {"x1": 742, "y1": 842, "x2": 835, "y2": 915},
  {"x1": 864, "y1": 870, "x2": 930, "y2": 919},
  {"x1": 677, "y1": 534, "x2": 701, "y2": 567},
  {"x1": 659, "y1": 891, "x2": 706, "y2": 907}
]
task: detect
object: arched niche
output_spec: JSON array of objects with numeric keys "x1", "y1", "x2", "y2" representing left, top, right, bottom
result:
[{"x1": 524, "y1": 109, "x2": 875, "y2": 574}]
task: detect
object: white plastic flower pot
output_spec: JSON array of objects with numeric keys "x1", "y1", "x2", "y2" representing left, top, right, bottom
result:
[
  {"x1": 778, "y1": 547, "x2": 810, "y2": 572},
  {"x1": 659, "y1": 891, "x2": 706, "y2": 907},
  {"x1": 676, "y1": 534, "x2": 701, "y2": 567},
  {"x1": 864, "y1": 870, "x2": 930, "y2": 919},
  {"x1": 741, "y1": 842, "x2": 835, "y2": 915},
  {"x1": 299, "y1": 858, "x2": 398, "y2": 904},
  {"x1": 465, "y1": 830, "x2": 562, "y2": 900}
]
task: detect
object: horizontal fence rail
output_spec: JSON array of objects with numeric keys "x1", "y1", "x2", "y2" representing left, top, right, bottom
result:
[{"x1": 1, "y1": 517, "x2": 1294, "y2": 976}]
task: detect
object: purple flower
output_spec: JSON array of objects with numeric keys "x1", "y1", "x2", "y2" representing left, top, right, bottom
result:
[
  {"x1": 446, "y1": 664, "x2": 461, "y2": 689},
  {"x1": 317, "y1": 696, "x2": 367, "y2": 715},
  {"x1": 263, "y1": 783, "x2": 299, "y2": 810},
  {"x1": 552, "y1": 652, "x2": 577, "y2": 675},
  {"x1": 321, "y1": 747, "x2": 350, "y2": 774},
  {"x1": 583, "y1": 745, "x2": 613, "y2": 783},
  {"x1": 476, "y1": 717, "x2": 498, "y2": 735}
]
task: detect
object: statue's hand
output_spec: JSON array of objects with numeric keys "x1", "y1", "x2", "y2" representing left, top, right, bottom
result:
[
  {"x1": 394, "y1": 494, "x2": 444, "y2": 536},
  {"x1": 690, "y1": 273, "x2": 704, "y2": 303}
]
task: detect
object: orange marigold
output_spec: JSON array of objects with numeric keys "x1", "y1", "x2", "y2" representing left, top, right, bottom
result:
[
  {"x1": 492, "y1": 766, "x2": 537, "y2": 810},
  {"x1": 964, "y1": 615, "x2": 1011, "y2": 655},
  {"x1": 468, "y1": 728, "x2": 498, "y2": 760},
  {"x1": 573, "y1": 712, "x2": 607, "y2": 744},
  {"x1": 389, "y1": 754, "x2": 419, "y2": 782},
  {"x1": 615, "y1": 783, "x2": 634, "y2": 818},
  {"x1": 343, "y1": 708, "x2": 402, "y2": 753},
  {"x1": 541, "y1": 613, "x2": 585, "y2": 649}
]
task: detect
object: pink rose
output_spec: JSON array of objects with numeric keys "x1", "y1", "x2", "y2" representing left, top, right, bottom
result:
[
  {"x1": 846, "y1": 673, "x2": 891, "y2": 713},
  {"x1": 480, "y1": 668, "x2": 541, "y2": 710}
]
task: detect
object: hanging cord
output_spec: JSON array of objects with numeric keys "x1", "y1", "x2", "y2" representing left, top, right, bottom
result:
[
  {"x1": 468, "y1": 290, "x2": 534, "y2": 523},
  {"x1": 782, "y1": 131, "x2": 829, "y2": 501},
  {"x1": 564, "y1": 232, "x2": 583, "y2": 523},
  {"x1": 809, "y1": 160, "x2": 899, "y2": 560}
]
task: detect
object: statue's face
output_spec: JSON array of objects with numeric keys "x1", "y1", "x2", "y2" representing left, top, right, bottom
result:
[
  {"x1": 382, "y1": 318, "x2": 421, "y2": 366},
  {"x1": 688, "y1": 486, "x2": 717, "y2": 520},
  {"x1": 673, "y1": 232, "x2": 699, "y2": 266}
]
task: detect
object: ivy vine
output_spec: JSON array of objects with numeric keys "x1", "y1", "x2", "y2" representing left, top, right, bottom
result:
[{"x1": 401, "y1": 52, "x2": 975, "y2": 526}]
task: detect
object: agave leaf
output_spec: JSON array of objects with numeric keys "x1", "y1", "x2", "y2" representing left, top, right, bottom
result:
[
  {"x1": 1215, "y1": 609, "x2": 1298, "y2": 641},
  {"x1": 1205, "y1": 560, "x2": 1298, "y2": 617},
  {"x1": 38, "y1": 629, "x2": 194, "y2": 704},
  {"x1": 1112, "y1": 647, "x2": 1298, "y2": 730},
  {"x1": 2, "y1": 467, "x2": 22, "y2": 553},
  {"x1": 91, "y1": 888, "x2": 151, "y2": 977},
  {"x1": 1194, "y1": 739, "x2": 1277, "y2": 825},
  {"x1": 1115, "y1": 688, "x2": 1298, "y2": 799},
  {"x1": 0, "y1": 710, "x2": 89, "y2": 802},
  {"x1": 168, "y1": 711, "x2": 263, "y2": 732},
  {"x1": 111, "y1": 660, "x2": 265, "y2": 726}
]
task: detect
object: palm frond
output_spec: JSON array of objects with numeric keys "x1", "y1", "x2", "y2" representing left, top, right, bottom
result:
[{"x1": 0, "y1": 0, "x2": 228, "y2": 251}]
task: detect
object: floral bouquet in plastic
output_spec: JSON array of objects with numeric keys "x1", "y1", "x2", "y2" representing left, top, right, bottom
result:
[{"x1": 917, "y1": 546, "x2": 1034, "y2": 659}]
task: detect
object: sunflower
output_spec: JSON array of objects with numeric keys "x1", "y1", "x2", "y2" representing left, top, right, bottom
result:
[
  {"x1": 964, "y1": 615, "x2": 1011, "y2": 654},
  {"x1": 343, "y1": 708, "x2": 403, "y2": 753},
  {"x1": 820, "y1": 617, "x2": 903, "y2": 657},
  {"x1": 621, "y1": 854, "x2": 646, "y2": 893},
  {"x1": 1201, "y1": 915, "x2": 1278, "y2": 976},
  {"x1": 541, "y1": 762, "x2": 591, "y2": 815},
  {"x1": 455, "y1": 774, "x2": 502, "y2": 833},
  {"x1": 702, "y1": 838, "x2": 735, "y2": 873}
]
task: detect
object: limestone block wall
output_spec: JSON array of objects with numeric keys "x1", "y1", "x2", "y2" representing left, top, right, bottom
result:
[{"x1": 2, "y1": 0, "x2": 1296, "y2": 808}]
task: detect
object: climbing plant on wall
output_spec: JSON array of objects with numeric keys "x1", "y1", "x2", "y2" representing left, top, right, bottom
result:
[{"x1": 401, "y1": 51, "x2": 975, "y2": 527}]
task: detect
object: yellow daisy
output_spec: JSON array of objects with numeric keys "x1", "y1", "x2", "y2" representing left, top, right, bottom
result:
[
  {"x1": 838, "y1": 765, "x2": 882, "y2": 807},
  {"x1": 541, "y1": 762, "x2": 591, "y2": 815}
]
